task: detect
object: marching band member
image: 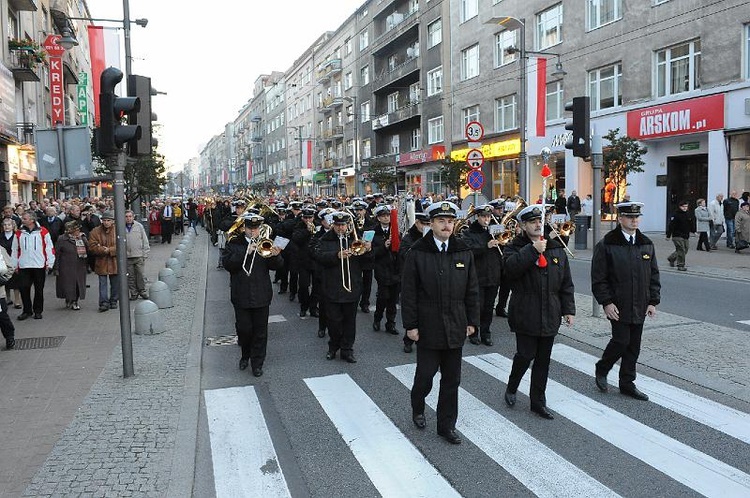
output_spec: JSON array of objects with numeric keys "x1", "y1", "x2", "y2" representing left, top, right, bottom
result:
[
  {"x1": 398, "y1": 211, "x2": 431, "y2": 353},
  {"x1": 371, "y1": 204, "x2": 401, "y2": 335},
  {"x1": 311, "y1": 208, "x2": 334, "y2": 338},
  {"x1": 314, "y1": 211, "x2": 372, "y2": 363},
  {"x1": 460, "y1": 204, "x2": 503, "y2": 346},
  {"x1": 502, "y1": 205, "x2": 575, "y2": 420},
  {"x1": 291, "y1": 207, "x2": 319, "y2": 318},
  {"x1": 278, "y1": 202, "x2": 302, "y2": 298},
  {"x1": 351, "y1": 200, "x2": 375, "y2": 313},
  {"x1": 221, "y1": 214, "x2": 283, "y2": 377}
]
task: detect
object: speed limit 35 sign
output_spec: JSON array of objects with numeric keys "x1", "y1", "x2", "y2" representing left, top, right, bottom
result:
[{"x1": 465, "y1": 121, "x2": 484, "y2": 142}]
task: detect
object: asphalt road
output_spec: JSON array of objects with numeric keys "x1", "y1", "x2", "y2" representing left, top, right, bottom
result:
[{"x1": 194, "y1": 254, "x2": 750, "y2": 497}]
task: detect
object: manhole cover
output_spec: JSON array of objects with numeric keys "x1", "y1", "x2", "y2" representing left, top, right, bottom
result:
[
  {"x1": 205, "y1": 335, "x2": 238, "y2": 347},
  {"x1": 13, "y1": 336, "x2": 66, "y2": 350}
]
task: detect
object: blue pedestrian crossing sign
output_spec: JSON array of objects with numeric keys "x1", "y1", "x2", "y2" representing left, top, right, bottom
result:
[{"x1": 467, "y1": 169, "x2": 484, "y2": 190}]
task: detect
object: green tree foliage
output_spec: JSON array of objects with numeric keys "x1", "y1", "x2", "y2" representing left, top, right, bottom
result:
[
  {"x1": 603, "y1": 128, "x2": 647, "y2": 204},
  {"x1": 367, "y1": 162, "x2": 398, "y2": 193},
  {"x1": 439, "y1": 159, "x2": 471, "y2": 194}
]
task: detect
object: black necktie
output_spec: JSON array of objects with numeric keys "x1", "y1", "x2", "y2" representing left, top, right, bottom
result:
[
  {"x1": 629, "y1": 235, "x2": 634, "y2": 245},
  {"x1": 441, "y1": 242, "x2": 446, "y2": 253}
]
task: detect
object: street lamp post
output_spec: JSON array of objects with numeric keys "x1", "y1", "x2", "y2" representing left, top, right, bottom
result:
[{"x1": 343, "y1": 96, "x2": 358, "y2": 196}]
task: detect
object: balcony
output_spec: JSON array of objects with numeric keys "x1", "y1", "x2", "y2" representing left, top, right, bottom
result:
[
  {"x1": 316, "y1": 58, "x2": 342, "y2": 83},
  {"x1": 323, "y1": 158, "x2": 339, "y2": 169},
  {"x1": 320, "y1": 95, "x2": 343, "y2": 112},
  {"x1": 374, "y1": 55, "x2": 419, "y2": 91},
  {"x1": 9, "y1": 0, "x2": 37, "y2": 11},
  {"x1": 16, "y1": 122, "x2": 35, "y2": 145},
  {"x1": 372, "y1": 102, "x2": 421, "y2": 131},
  {"x1": 8, "y1": 45, "x2": 43, "y2": 82},
  {"x1": 372, "y1": 9, "x2": 418, "y2": 53},
  {"x1": 321, "y1": 126, "x2": 344, "y2": 140}
]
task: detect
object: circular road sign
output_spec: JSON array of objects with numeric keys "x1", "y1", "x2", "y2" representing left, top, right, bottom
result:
[
  {"x1": 465, "y1": 121, "x2": 484, "y2": 141},
  {"x1": 467, "y1": 169, "x2": 485, "y2": 191},
  {"x1": 466, "y1": 148, "x2": 484, "y2": 169}
]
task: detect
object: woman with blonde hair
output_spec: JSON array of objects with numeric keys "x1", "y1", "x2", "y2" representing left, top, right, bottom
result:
[{"x1": 0, "y1": 218, "x2": 20, "y2": 308}]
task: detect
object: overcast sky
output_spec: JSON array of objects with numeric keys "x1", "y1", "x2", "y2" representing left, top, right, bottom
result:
[{"x1": 91, "y1": 0, "x2": 366, "y2": 171}]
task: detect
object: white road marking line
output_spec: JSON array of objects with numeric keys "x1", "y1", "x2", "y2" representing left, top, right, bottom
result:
[
  {"x1": 305, "y1": 373, "x2": 459, "y2": 498},
  {"x1": 736, "y1": 320, "x2": 750, "y2": 326},
  {"x1": 388, "y1": 363, "x2": 620, "y2": 498},
  {"x1": 204, "y1": 386, "x2": 291, "y2": 498},
  {"x1": 553, "y1": 344, "x2": 750, "y2": 444},
  {"x1": 269, "y1": 314, "x2": 286, "y2": 323},
  {"x1": 466, "y1": 353, "x2": 750, "y2": 498}
]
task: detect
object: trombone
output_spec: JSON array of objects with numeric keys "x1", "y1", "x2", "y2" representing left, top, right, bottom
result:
[
  {"x1": 546, "y1": 221, "x2": 575, "y2": 259},
  {"x1": 242, "y1": 224, "x2": 275, "y2": 276},
  {"x1": 339, "y1": 216, "x2": 367, "y2": 293}
]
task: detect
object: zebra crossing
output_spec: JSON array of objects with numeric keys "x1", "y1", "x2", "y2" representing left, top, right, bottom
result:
[{"x1": 203, "y1": 350, "x2": 750, "y2": 498}]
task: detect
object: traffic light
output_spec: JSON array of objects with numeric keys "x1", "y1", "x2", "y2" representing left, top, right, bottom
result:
[
  {"x1": 96, "y1": 67, "x2": 141, "y2": 156},
  {"x1": 564, "y1": 96, "x2": 591, "y2": 159},
  {"x1": 127, "y1": 74, "x2": 158, "y2": 156}
]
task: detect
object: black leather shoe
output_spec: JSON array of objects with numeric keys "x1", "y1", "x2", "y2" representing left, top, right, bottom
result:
[
  {"x1": 386, "y1": 323, "x2": 399, "y2": 335},
  {"x1": 252, "y1": 367, "x2": 263, "y2": 377},
  {"x1": 317, "y1": 329, "x2": 326, "y2": 338},
  {"x1": 326, "y1": 350, "x2": 336, "y2": 360},
  {"x1": 372, "y1": 320, "x2": 381, "y2": 331},
  {"x1": 403, "y1": 343, "x2": 413, "y2": 353},
  {"x1": 33, "y1": 313, "x2": 42, "y2": 319},
  {"x1": 531, "y1": 405, "x2": 555, "y2": 419},
  {"x1": 239, "y1": 358, "x2": 249, "y2": 370},
  {"x1": 289, "y1": 293, "x2": 296, "y2": 302},
  {"x1": 360, "y1": 305, "x2": 370, "y2": 313},
  {"x1": 6, "y1": 338, "x2": 15, "y2": 350},
  {"x1": 469, "y1": 335, "x2": 480, "y2": 345},
  {"x1": 98, "y1": 305, "x2": 109, "y2": 313},
  {"x1": 668, "y1": 258, "x2": 675, "y2": 267},
  {"x1": 595, "y1": 373, "x2": 608, "y2": 392},
  {"x1": 620, "y1": 386, "x2": 649, "y2": 401},
  {"x1": 309, "y1": 309, "x2": 319, "y2": 317},
  {"x1": 437, "y1": 429, "x2": 462, "y2": 445},
  {"x1": 299, "y1": 309, "x2": 307, "y2": 318},
  {"x1": 504, "y1": 390, "x2": 516, "y2": 406},
  {"x1": 495, "y1": 308, "x2": 508, "y2": 317},
  {"x1": 481, "y1": 337, "x2": 493, "y2": 346},
  {"x1": 17, "y1": 312, "x2": 32, "y2": 321},
  {"x1": 412, "y1": 413, "x2": 426, "y2": 429},
  {"x1": 341, "y1": 353, "x2": 357, "y2": 363},
  {"x1": 278, "y1": 289, "x2": 286, "y2": 294}
]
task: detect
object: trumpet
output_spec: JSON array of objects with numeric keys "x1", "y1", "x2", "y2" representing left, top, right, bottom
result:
[{"x1": 242, "y1": 224, "x2": 275, "y2": 275}]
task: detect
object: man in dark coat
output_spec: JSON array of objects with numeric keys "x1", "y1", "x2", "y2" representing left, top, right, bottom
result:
[
  {"x1": 352, "y1": 200, "x2": 375, "y2": 313},
  {"x1": 567, "y1": 190, "x2": 582, "y2": 219},
  {"x1": 371, "y1": 205, "x2": 401, "y2": 335},
  {"x1": 666, "y1": 200, "x2": 694, "y2": 271},
  {"x1": 40, "y1": 207, "x2": 64, "y2": 246},
  {"x1": 554, "y1": 190, "x2": 568, "y2": 219},
  {"x1": 311, "y1": 208, "x2": 334, "y2": 338},
  {"x1": 291, "y1": 207, "x2": 319, "y2": 318},
  {"x1": 221, "y1": 214, "x2": 283, "y2": 376},
  {"x1": 503, "y1": 205, "x2": 575, "y2": 420},
  {"x1": 398, "y1": 212, "x2": 431, "y2": 353},
  {"x1": 460, "y1": 204, "x2": 502, "y2": 346},
  {"x1": 314, "y1": 211, "x2": 373, "y2": 363},
  {"x1": 278, "y1": 202, "x2": 302, "y2": 297},
  {"x1": 401, "y1": 201, "x2": 479, "y2": 445},
  {"x1": 592, "y1": 201, "x2": 660, "y2": 401}
]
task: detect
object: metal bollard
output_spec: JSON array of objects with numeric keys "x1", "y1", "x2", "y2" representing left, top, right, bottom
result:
[
  {"x1": 133, "y1": 300, "x2": 166, "y2": 335},
  {"x1": 158, "y1": 268, "x2": 179, "y2": 291},
  {"x1": 166, "y1": 257, "x2": 182, "y2": 278},
  {"x1": 148, "y1": 280, "x2": 173, "y2": 308}
]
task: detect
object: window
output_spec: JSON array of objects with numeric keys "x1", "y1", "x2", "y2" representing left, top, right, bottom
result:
[
  {"x1": 359, "y1": 30, "x2": 369, "y2": 50},
  {"x1": 460, "y1": 44, "x2": 479, "y2": 80},
  {"x1": 346, "y1": 105, "x2": 353, "y2": 122},
  {"x1": 495, "y1": 94, "x2": 517, "y2": 132},
  {"x1": 463, "y1": 105, "x2": 480, "y2": 129},
  {"x1": 656, "y1": 39, "x2": 701, "y2": 97},
  {"x1": 360, "y1": 101, "x2": 371, "y2": 123},
  {"x1": 546, "y1": 80, "x2": 564, "y2": 120},
  {"x1": 344, "y1": 38, "x2": 352, "y2": 56},
  {"x1": 363, "y1": 138, "x2": 371, "y2": 158},
  {"x1": 536, "y1": 3, "x2": 563, "y2": 50},
  {"x1": 494, "y1": 29, "x2": 518, "y2": 67},
  {"x1": 346, "y1": 139, "x2": 354, "y2": 157},
  {"x1": 344, "y1": 72, "x2": 353, "y2": 89},
  {"x1": 588, "y1": 63, "x2": 622, "y2": 110},
  {"x1": 388, "y1": 54, "x2": 398, "y2": 71},
  {"x1": 409, "y1": 82, "x2": 420, "y2": 104},
  {"x1": 388, "y1": 92, "x2": 399, "y2": 112},
  {"x1": 428, "y1": 19, "x2": 442, "y2": 48},
  {"x1": 428, "y1": 116, "x2": 444, "y2": 144},
  {"x1": 390, "y1": 134, "x2": 400, "y2": 154},
  {"x1": 360, "y1": 65, "x2": 370, "y2": 85},
  {"x1": 460, "y1": 0, "x2": 478, "y2": 23},
  {"x1": 427, "y1": 66, "x2": 443, "y2": 96},
  {"x1": 587, "y1": 0, "x2": 621, "y2": 30},
  {"x1": 746, "y1": 24, "x2": 750, "y2": 79},
  {"x1": 411, "y1": 128, "x2": 421, "y2": 151}
]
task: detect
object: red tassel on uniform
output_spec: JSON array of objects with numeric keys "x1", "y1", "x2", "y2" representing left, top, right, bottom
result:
[
  {"x1": 390, "y1": 208, "x2": 400, "y2": 253},
  {"x1": 536, "y1": 254, "x2": 548, "y2": 268}
]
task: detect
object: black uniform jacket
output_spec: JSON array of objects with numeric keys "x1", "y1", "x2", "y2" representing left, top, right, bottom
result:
[
  {"x1": 504, "y1": 233, "x2": 575, "y2": 337},
  {"x1": 371, "y1": 224, "x2": 400, "y2": 286},
  {"x1": 222, "y1": 236, "x2": 284, "y2": 309},
  {"x1": 400, "y1": 234, "x2": 480, "y2": 350},
  {"x1": 591, "y1": 227, "x2": 661, "y2": 325},
  {"x1": 291, "y1": 219, "x2": 316, "y2": 272},
  {"x1": 460, "y1": 220, "x2": 502, "y2": 287},
  {"x1": 314, "y1": 229, "x2": 371, "y2": 303}
]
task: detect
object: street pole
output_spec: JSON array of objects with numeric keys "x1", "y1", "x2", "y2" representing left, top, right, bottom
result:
[
  {"x1": 518, "y1": 19, "x2": 528, "y2": 200},
  {"x1": 55, "y1": 125, "x2": 68, "y2": 199},
  {"x1": 114, "y1": 150, "x2": 134, "y2": 377},
  {"x1": 298, "y1": 126, "x2": 303, "y2": 197},
  {"x1": 591, "y1": 134, "x2": 603, "y2": 318},
  {"x1": 353, "y1": 96, "x2": 359, "y2": 197}
]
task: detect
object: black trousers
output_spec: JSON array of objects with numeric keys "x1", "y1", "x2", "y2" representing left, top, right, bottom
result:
[
  {"x1": 596, "y1": 321, "x2": 644, "y2": 387},
  {"x1": 411, "y1": 346, "x2": 462, "y2": 432},
  {"x1": 161, "y1": 220, "x2": 173, "y2": 243},
  {"x1": 360, "y1": 269, "x2": 373, "y2": 307},
  {"x1": 696, "y1": 232, "x2": 711, "y2": 251},
  {"x1": 507, "y1": 334, "x2": 555, "y2": 408},
  {"x1": 326, "y1": 301, "x2": 357, "y2": 353},
  {"x1": 234, "y1": 306, "x2": 270, "y2": 369},
  {"x1": 478, "y1": 285, "x2": 498, "y2": 339},
  {"x1": 289, "y1": 270, "x2": 299, "y2": 296},
  {"x1": 19, "y1": 268, "x2": 47, "y2": 314},
  {"x1": 374, "y1": 281, "x2": 400, "y2": 325},
  {"x1": 298, "y1": 267, "x2": 316, "y2": 311},
  {"x1": 0, "y1": 297, "x2": 14, "y2": 340},
  {"x1": 496, "y1": 278, "x2": 511, "y2": 313},
  {"x1": 317, "y1": 298, "x2": 328, "y2": 333}
]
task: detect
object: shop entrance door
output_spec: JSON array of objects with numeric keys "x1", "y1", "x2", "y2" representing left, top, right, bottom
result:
[{"x1": 665, "y1": 154, "x2": 708, "y2": 227}]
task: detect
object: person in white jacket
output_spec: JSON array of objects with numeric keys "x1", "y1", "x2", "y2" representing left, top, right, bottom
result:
[
  {"x1": 10, "y1": 211, "x2": 55, "y2": 320},
  {"x1": 0, "y1": 249, "x2": 15, "y2": 348},
  {"x1": 707, "y1": 193, "x2": 725, "y2": 250}
]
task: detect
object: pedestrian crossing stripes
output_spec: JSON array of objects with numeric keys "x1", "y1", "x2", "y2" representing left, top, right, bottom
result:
[
  {"x1": 204, "y1": 386, "x2": 292, "y2": 498},
  {"x1": 305, "y1": 374, "x2": 460, "y2": 497},
  {"x1": 204, "y1": 352, "x2": 750, "y2": 498},
  {"x1": 269, "y1": 314, "x2": 287, "y2": 323},
  {"x1": 465, "y1": 354, "x2": 750, "y2": 497},
  {"x1": 736, "y1": 320, "x2": 750, "y2": 326}
]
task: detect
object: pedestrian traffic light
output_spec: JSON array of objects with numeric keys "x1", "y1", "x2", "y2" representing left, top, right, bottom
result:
[
  {"x1": 96, "y1": 67, "x2": 141, "y2": 156},
  {"x1": 127, "y1": 74, "x2": 158, "y2": 156},
  {"x1": 564, "y1": 97, "x2": 591, "y2": 159}
]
